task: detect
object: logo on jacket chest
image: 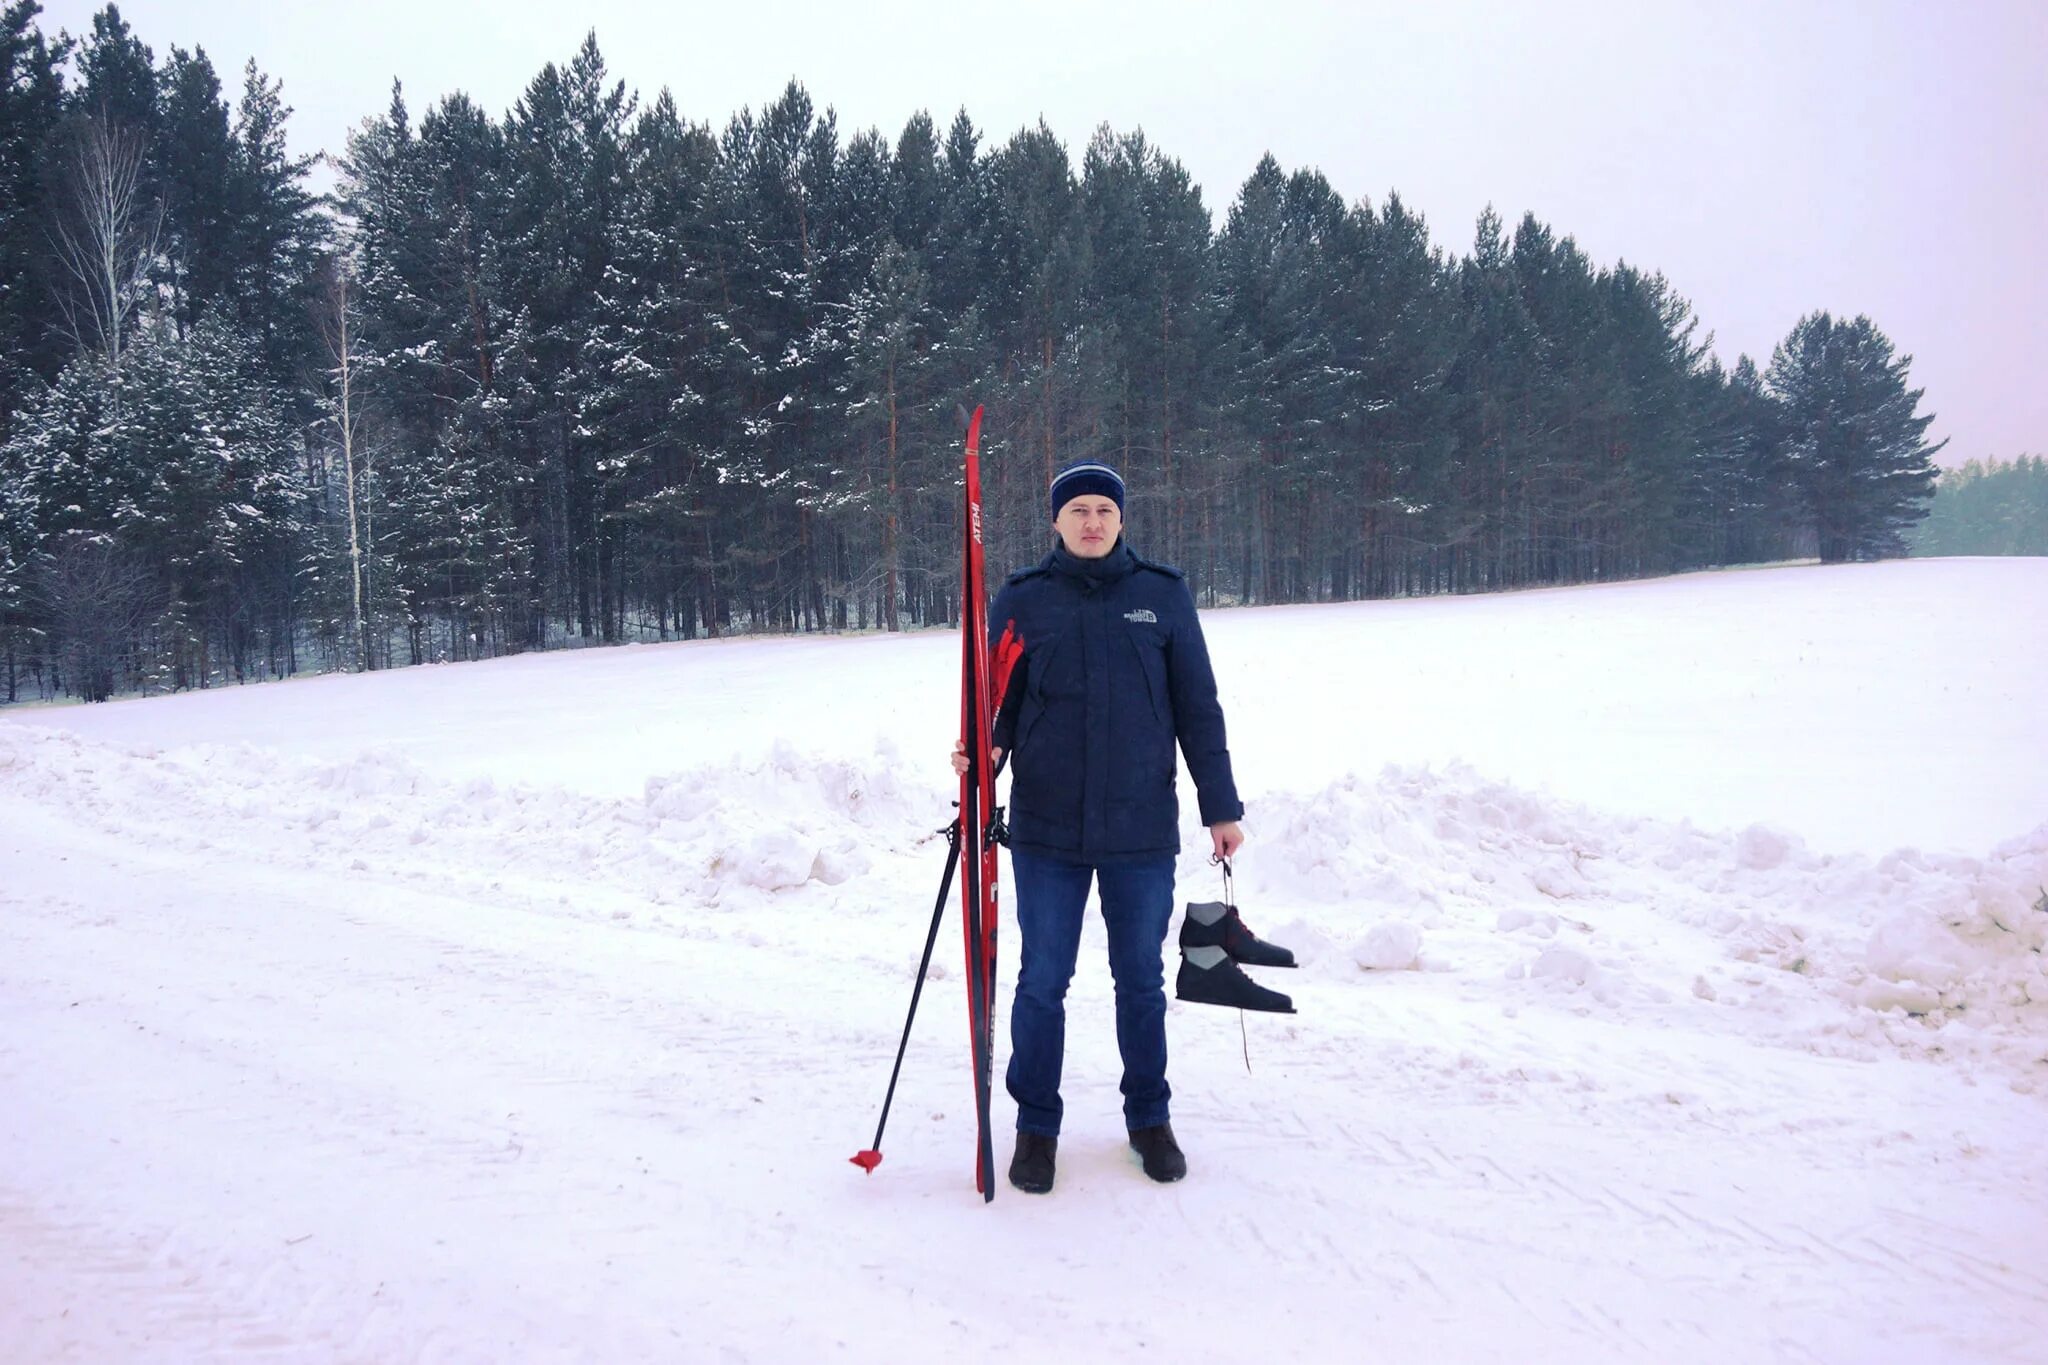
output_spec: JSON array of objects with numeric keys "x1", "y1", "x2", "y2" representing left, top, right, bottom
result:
[{"x1": 1122, "y1": 609, "x2": 1158, "y2": 624}]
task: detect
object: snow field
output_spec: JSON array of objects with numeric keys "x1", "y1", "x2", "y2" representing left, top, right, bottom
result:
[{"x1": 3, "y1": 557, "x2": 2047, "y2": 1362}]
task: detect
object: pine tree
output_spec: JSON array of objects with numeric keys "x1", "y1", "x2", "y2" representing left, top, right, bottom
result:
[
  {"x1": 0, "y1": 437, "x2": 38, "y2": 698},
  {"x1": 1215, "y1": 156, "x2": 1351, "y2": 602},
  {"x1": 153, "y1": 45, "x2": 234, "y2": 332},
  {"x1": 71, "y1": 4, "x2": 155, "y2": 132},
  {"x1": 1079, "y1": 130, "x2": 1216, "y2": 574},
  {"x1": 906, "y1": 108, "x2": 994, "y2": 605},
  {"x1": 807, "y1": 124, "x2": 894, "y2": 630},
  {"x1": 1767, "y1": 312, "x2": 1944, "y2": 562},
  {"x1": 1443, "y1": 206, "x2": 1541, "y2": 591},
  {"x1": 0, "y1": 0, "x2": 70, "y2": 437},
  {"x1": 1, "y1": 312, "x2": 300, "y2": 691},
  {"x1": 878, "y1": 108, "x2": 978, "y2": 622},
  {"x1": 340, "y1": 85, "x2": 527, "y2": 660},
  {"x1": 0, "y1": 352, "x2": 126, "y2": 693},
  {"x1": 2, "y1": 349, "x2": 123, "y2": 542},
  {"x1": 1502, "y1": 213, "x2": 1596, "y2": 583},
  {"x1": 984, "y1": 119, "x2": 1087, "y2": 549},
  {"x1": 844, "y1": 238, "x2": 942, "y2": 630},
  {"x1": 579, "y1": 88, "x2": 723, "y2": 639},
  {"x1": 1685, "y1": 354, "x2": 1800, "y2": 567},
  {"x1": 500, "y1": 33, "x2": 635, "y2": 641},
  {"x1": 696, "y1": 79, "x2": 858, "y2": 631},
  {"x1": 225, "y1": 58, "x2": 323, "y2": 382},
  {"x1": 1329, "y1": 190, "x2": 1457, "y2": 598},
  {"x1": 929, "y1": 109, "x2": 988, "y2": 322},
  {"x1": 1597, "y1": 263, "x2": 1706, "y2": 575},
  {"x1": 401, "y1": 93, "x2": 523, "y2": 660},
  {"x1": 103, "y1": 317, "x2": 301, "y2": 685}
]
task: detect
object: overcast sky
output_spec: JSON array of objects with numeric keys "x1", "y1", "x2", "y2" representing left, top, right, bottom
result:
[{"x1": 35, "y1": 0, "x2": 2047, "y2": 466}]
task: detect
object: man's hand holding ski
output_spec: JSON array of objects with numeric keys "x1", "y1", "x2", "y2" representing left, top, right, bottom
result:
[{"x1": 950, "y1": 740, "x2": 1002, "y2": 776}]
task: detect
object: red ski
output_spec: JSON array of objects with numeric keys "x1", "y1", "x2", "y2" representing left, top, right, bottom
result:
[
  {"x1": 957, "y1": 405, "x2": 999, "y2": 1200},
  {"x1": 851, "y1": 405, "x2": 1018, "y2": 1200}
]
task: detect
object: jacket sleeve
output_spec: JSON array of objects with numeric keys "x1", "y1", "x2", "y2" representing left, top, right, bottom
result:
[{"x1": 1165, "y1": 582, "x2": 1243, "y2": 825}]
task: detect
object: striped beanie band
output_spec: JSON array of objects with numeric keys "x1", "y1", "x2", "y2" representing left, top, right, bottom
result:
[{"x1": 1049, "y1": 460, "x2": 1126, "y2": 518}]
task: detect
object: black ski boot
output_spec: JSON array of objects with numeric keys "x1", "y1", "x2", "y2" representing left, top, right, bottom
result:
[
  {"x1": 1009, "y1": 1131, "x2": 1057, "y2": 1194},
  {"x1": 1180, "y1": 901, "x2": 1298, "y2": 969},
  {"x1": 1129, "y1": 1122, "x2": 1187, "y2": 1183},
  {"x1": 1176, "y1": 952, "x2": 1296, "y2": 1013}
]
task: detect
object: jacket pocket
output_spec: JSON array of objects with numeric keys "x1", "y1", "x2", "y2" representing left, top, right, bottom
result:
[
  {"x1": 1109, "y1": 630, "x2": 1175, "y2": 802},
  {"x1": 1124, "y1": 628, "x2": 1168, "y2": 725},
  {"x1": 1014, "y1": 694, "x2": 1047, "y2": 754}
]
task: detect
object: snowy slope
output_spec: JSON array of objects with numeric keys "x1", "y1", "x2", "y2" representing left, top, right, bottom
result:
[{"x1": 3, "y1": 558, "x2": 2045, "y2": 1363}]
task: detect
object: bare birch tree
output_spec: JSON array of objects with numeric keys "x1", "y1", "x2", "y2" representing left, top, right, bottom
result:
[
  {"x1": 315, "y1": 253, "x2": 374, "y2": 670},
  {"x1": 47, "y1": 109, "x2": 163, "y2": 363}
]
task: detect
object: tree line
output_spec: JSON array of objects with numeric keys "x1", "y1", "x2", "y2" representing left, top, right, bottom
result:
[
  {"x1": 1910, "y1": 457, "x2": 2048, "y2": 557},
  {"x1": 0, "y1": 4, "x2": 1949, "y2": 703}
]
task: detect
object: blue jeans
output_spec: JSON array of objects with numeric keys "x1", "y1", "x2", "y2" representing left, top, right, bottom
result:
[{"x1": 1006, "y1": 847, "x2": 1176, "y2": 1137}]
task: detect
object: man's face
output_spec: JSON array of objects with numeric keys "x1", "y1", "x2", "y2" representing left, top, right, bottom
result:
[{"x1": 1053, "y1": 495, "x2": 1122, "y2": 558}]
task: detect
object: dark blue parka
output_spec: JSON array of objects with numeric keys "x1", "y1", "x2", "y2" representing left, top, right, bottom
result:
[{"x1": 989, "y1": 539, "x2": 1243, "y2": 863}]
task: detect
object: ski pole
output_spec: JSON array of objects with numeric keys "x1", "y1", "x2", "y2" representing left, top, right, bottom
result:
[{"x1": 851, "y1": 822, "x2": 964, "y2": 1173}]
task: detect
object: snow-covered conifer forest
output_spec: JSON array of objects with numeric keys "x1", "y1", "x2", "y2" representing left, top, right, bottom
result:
[{"x1": 1, "y1": 8, "x2": 1948, "y2": 702}]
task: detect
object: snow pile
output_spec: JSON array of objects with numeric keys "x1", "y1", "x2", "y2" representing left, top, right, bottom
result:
[
  {"x1": 1352, "y1": 919, "x2": 1424, "y2": 970},
  {"x1": 1230, "y1": 764, "x2": 2048, "y2": 1077},
  {"x1": 1855, "y1": 838, "x2": 2048, "y2": 1018},
  {"x1": 9, "y1": 718, "x2": 2043, "y2": 1082},
  {"x1": 0, "y1": 724, "x2": 933, "y2": 922}
]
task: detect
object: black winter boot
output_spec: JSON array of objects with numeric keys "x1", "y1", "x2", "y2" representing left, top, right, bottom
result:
[
  {"x1": 1176, "y1": 953, "x2": 1296, "y2": 1013},
  {"x1": 1180, "y1": 901, "x2": 1298, "y2": 969},
  {"x1": 1129, "y1": 1122, "x2": 1187, "y2": 1183},
  {"x1": 1008, "y1": 1131, "x2": 1057, "y2": 1194}
]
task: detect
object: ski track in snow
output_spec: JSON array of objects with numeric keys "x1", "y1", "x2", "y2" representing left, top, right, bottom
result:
[{"x1": 3, "y1": 559, "x2": 2047, "y2": 1362}]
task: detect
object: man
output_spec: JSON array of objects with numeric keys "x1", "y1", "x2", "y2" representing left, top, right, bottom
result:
[{"x1": 954, "y1": 458, "x2": 1244, "y2": 1195}]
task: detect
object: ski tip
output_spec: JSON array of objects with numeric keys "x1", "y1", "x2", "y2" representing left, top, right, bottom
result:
[{"x1": 850, "y1": 1150, "x2": 883, "y2": 1174}]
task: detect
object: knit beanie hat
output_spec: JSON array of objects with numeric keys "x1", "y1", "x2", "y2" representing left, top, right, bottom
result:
[{"x1": 1049, "y1": 460, "x2": 1126, "y2": 519}]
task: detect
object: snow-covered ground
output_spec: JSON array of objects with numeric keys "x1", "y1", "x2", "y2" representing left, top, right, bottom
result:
[{"x1": 3, "y1": 557, "x2": 2045, "y2": 1363}]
